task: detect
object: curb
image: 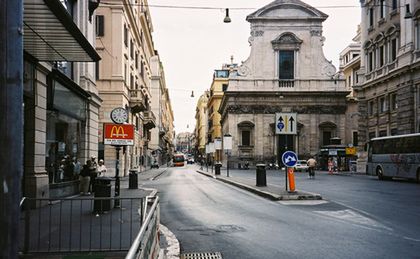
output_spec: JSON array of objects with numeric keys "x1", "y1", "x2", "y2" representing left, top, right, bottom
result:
[
  {"x1": 196, "y1": 169, "x2": 322, "y2": 201},
  {"x1": 159, "y1": 224, "x2": 180, "y2": 259}
]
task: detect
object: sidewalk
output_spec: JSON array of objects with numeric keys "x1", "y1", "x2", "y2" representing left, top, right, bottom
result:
[{"x1": 195, "y1": 166, "x2": 322, "y2": 201}]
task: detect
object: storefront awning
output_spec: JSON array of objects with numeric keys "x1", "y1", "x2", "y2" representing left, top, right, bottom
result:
[{"x1": 23, "y1": 0, "x2": 101, "y2": 62}]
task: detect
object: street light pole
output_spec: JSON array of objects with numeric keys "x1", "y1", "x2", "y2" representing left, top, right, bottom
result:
[{"x1": 0, "y1": 1, "x2": 23, "y2": 257}]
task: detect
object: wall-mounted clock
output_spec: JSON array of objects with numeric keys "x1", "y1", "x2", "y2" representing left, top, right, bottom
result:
[{"x1": 110, "y1": 107, "x2": 128, "y2": 124}]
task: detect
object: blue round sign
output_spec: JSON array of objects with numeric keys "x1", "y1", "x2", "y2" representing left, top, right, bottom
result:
[{"x1": 281, "y1": 151, "x2": 298, "y2": 167}]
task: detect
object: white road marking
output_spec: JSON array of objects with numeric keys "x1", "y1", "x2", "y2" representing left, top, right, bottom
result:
[
  {"x1": 314, "y1": 209, "x2": 387, "y2": 229},
  {"x1": 279, "y1": 200, "x2": 329, "y2": 205}
]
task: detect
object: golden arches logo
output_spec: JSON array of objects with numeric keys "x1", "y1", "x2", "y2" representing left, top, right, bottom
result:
[{"x1": 110, "y1": 126, "x2": 128, "y2": 138}]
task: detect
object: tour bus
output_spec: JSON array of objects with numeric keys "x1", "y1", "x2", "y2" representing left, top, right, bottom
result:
[
  {"x1": 173, "y1": 153, "x2": 185, "y2": 167},
  {"x1": 366, "y1": 133, "x2": 420, "y2": 182}
]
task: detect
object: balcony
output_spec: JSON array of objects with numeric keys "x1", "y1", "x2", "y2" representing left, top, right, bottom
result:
[
  {"x1": 143, "y1": 111, "x2": 156, "y2": 129},
  {"x1": 129, "y1": 90, "x2": 147, "y2": 113}
]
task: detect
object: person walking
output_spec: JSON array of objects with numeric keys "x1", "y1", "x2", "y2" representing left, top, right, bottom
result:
[
  {"x1": 97, "y1": 159, "x2": 107, "y2": 177},
  {"x1": 79, "y1": 162, "x2": 91, "y2": 195},
  {"x1": 307, "y1": 157, "x2": 317, "y2": 179},
  {"x1": 328, "y1": 158, "x2": 334, "y2": 175}
]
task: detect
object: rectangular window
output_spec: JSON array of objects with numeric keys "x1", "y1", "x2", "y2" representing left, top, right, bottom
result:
[
  {"x1": 392, "y1": 0, "x2": 398, "y2": 10},
  {"x1": 124, "y1": 25, "x2": 128, "y2": 47},
  {"x1": 130, "y1": 75, "x2": 134, "y2": 90},
  {"x1": 130, "y1": 40, "x2": 134, "y2": 59},
  {"x1": 222, "y1": 84, "x2": 228, "y2": 92},
  {"x1": 391, "y1": 128, "x2": 398, "y2": 136},
  {"x1": 380, "y1": 0, "x2": 385, "y2": 18},
  {"x1": 242, "y1": 130, "x2": 251, "y2": 146},
  {"x1": 379, "y1": 45, "x2": 385, "y2": 67},
  {"x1": 368, "y1": 100, "x2": 374, "y2": 116},
  {"x1": 379, "y1": 96, "x2": 387, "y2": 113},
  {"x1": 379, "y1": 130, "x2": 387, "y2": 137},
  {"x1": 368, "y1": 51, "x2": 374, "y2": 72},
  {"x1": 369, "y1": 8, "x2": 374, "y2": 27},
  {"x1": 416, "y1": 25, "x2": 420, "y2": 50},
  {"x1": 391, "y1": 38, "x2": 397, "y2": 62},
  {"x1": 369, "y1": 132, "x2": 376, "y2": 140},
  {"x1": 95, "y1": 61, "x2": 99, "y2": 80},
  {"x1": 96, "y1": 15, "x2": 104, "y2": 37},
  {"x1": 352, "y1": 131, "x2": 359, "y2": 146},
  {"x1": 390, "y1": 93, "x2": 398, "y2": 111},
  {"x1": 135, "y1": 52, "x2": 138, "y2": 68},
  {"x1": 279, "y1": 51, "x2": 294, "y2": 79}
]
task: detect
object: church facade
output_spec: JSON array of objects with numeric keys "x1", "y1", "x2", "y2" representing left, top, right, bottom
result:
[{"x1": 219, "y1": 0, "x2": 355, "y2": 169}]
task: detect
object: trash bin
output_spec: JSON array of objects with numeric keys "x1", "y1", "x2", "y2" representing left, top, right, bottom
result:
[
  {"x1": 215, "y1": 163, "x2": 222, "y2": 175},
  {"x1": 129, "y1": 169, "x2": 138, "y2": 189},
  {"x1": 94, "y1": 177, "x2": 112, "y2": 213},
  {"x1": 256, "y1": 164, "x2": 267, "y2": 187}
]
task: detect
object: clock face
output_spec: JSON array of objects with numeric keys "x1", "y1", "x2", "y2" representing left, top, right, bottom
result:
[{"x1": 110, "y1": 108, "x2": 128, "y2": 124}]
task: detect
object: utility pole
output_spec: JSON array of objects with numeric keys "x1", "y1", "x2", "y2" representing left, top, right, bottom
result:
[{"x1": 0, "y1": 0, "x2": 23, "y2": 258}]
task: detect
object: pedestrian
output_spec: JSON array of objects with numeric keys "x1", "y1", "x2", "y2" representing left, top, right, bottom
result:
[
  {"x1": 88, "y1": 158, "x2": 98, "y2": 193},
  {"x1": 79, "y1": 161, "x2": 91, "y2": 195},
  {"x1": 328, "y1": 158, "x2": 333, "y2": 175},
  {"x1": 97, "y1": 159, "x2": 107, "y2": 177},
  {"x1": 73, "y1": 157, "x2": 81, "y2": 179},
  {"x1": 307, "y1": 157, "x2": 317, "y2": 179}
]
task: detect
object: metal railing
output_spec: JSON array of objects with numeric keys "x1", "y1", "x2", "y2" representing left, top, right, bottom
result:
[
  {"x1": 19, "y1": 197, "x2": 145, "y2": 254},
  {"x1": 126, "y1": 196, "x2": 160, "y2": 259}
]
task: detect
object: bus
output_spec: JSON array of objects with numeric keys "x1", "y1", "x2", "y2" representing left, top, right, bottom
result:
[
  {"x1": 366, "y1": 133, "x2": 420, "y2": 182},
  {"x1": 173, "y1": 154, "x2": 185, "y2": 167}
]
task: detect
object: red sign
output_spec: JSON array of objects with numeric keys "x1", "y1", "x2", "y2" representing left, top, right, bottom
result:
[{"x1": 104, "y1": 124, "x2": 135, "y2": 146}]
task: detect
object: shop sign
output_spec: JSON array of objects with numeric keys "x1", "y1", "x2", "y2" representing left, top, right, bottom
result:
[
  {"x1": 346, "y1": 147, "x2": 357, "y2": 155},
  {"x1": 329, "y1": 149, "x2": 338, "y2": 156},
  {"x1": 104, "y1": 124, "x2": 134, "y2": 146}
]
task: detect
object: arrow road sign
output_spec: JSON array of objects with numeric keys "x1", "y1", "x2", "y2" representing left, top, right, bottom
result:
[
  {"x1": 282, "y1": 151, "x2": 298, "y2": 167},
  {"x1": 275, "y1": 113, "x2": 297, "y2": 135}
]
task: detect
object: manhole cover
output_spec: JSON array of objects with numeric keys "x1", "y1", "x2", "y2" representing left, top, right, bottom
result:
[{"x1": 180, "y1": 252, "x2": 223, "y2": 259}]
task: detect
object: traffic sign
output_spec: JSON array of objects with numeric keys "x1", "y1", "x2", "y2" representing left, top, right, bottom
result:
[
  {"x1": 281, "y1": 151, "x2": 298, "y2": 167},
  {"x1": 275, "y1": 113, "x2": 297, "y2": 135}
]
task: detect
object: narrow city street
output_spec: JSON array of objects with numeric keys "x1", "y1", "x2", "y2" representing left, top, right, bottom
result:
[{"x1": 143, "y1": 165, "x2": 420, "y2": 259}]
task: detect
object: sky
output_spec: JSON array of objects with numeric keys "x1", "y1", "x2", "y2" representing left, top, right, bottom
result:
[{"x1": 149, "y1": 0, "x2": 361, "y2": 134}]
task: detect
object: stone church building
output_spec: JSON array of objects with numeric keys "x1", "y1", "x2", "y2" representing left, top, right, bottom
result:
[{"x1": 219, "y1": 0, "x2": 355, "y2": 169}]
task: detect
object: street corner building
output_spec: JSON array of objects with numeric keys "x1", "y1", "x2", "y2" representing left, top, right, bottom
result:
[
  {"x1": 22, "y1": 0, "x2": 101, "y2": 201},
  {"x1": 219, "y1": 0, "x2": 356, "y2": 169}
]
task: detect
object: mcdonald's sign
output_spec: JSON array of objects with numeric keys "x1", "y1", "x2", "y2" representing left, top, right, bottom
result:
[{"x1": 104, "y1": 124, "x2": 134, "y2": 146}]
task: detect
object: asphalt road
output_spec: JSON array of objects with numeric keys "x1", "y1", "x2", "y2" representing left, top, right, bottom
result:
[{"x1": 143, "y1": 165, "x2": 420, "y2": 259}]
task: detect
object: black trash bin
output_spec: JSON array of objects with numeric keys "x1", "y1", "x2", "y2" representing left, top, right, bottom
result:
[
  {"x1": 129, "y1": 169, "x2": 138, "y2": 189},
  {"x1": 256, "y1": 164, "x2": 267, "y2": 187},
  {"x1": 94, "y1": 177, "x2": 112, "y2": 213},
  {"x1": 215, "y1": 163, "x2": 222, "y2": 175}
]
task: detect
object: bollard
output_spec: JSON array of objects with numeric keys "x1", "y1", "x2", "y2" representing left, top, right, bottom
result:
[
  {"x1": 256, "y1": 164, "x2": 267, "y2": 187},
  {"x1": 287, "y1": 167, "x2": 296, "y2": 193}
]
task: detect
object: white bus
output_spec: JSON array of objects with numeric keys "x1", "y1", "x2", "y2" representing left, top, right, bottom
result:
[{"x1": 366, "y1": 133, "x2": 420, "y2": 182}]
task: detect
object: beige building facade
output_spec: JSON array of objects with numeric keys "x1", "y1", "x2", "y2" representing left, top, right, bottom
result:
[
  {"x1": 195, "y1": 92, "x2": 209, "y2": 161},
  {"x1": 96, "y1": 0, "x2": 156, "y2": 175},
  {"x1": 356, "y1": 0, "x2": 420, "y2": 149},
  {"x1": 22, "y1": 0, "x2": 101, "y2": 199}
]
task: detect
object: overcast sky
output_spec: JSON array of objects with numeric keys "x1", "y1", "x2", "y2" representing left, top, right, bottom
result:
[{"x1": 149, "y1": 0, "x2": 361, "y2": 135}]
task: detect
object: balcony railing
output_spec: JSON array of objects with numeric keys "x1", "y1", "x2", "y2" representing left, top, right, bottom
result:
[
  {"x1": 143, "y1": 111, "x2": 156, "y2": 129},
  {"x1": 129, "y1": 90, "x2": 147, "y2": 113},
  {"x1": 278, "y1": 80, "x2": 295, "y2": 88}
]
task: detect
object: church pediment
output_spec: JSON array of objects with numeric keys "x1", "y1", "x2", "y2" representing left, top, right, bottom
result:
[
  {"x1": 271, "y1": 32, "x2": 303, "y2": 50},
  {"x1": 247, "y1": 0, "x2": 328, "y2": 22}
]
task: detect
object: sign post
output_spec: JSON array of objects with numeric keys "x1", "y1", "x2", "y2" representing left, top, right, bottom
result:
[
  {"x1": 282, "y1": 151, "x2": 298, "y2": 192},
  {"x1": 223, "y1": 134, "x2": 232, "y2": 177},
  {"x1": 103, "y1": 121, "x2": 134, "y2": 208}
]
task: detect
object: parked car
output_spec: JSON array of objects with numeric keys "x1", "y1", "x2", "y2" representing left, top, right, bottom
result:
[
  {"x1": 294, "y1": 160, "x2": 308, "y2": 172},
  {"x1": 187, "y1": 158, "x2": 195, "y2": 164}
]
